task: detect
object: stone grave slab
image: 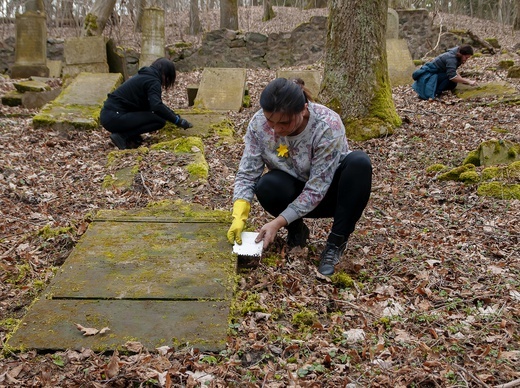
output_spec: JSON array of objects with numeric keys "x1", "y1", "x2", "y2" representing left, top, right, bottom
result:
[
  {"x1": 48, "y1": 221, "x2": 234, "y2": 300},
  {"x1": 158, "y1": 112, "x2": 233, "y2": 140},
  {"x1": 194, "y1": 68, "x2": 247, "y2": 112},
  {"x1": 7, "y1": 300, "x2": 229, "y2": 351},
  {"x1": 33, "y1": 72, "x2": 123, "y2": 130},
  {"x1": 386, "y1": 38, "x2": 416, "y2": 87},
  {"x1": 455, "y1": 81, "x2": 519, "y2": 100},
  {"x1": 7, "y1": 203, "x2": 236, "y2": 352},
  {"x1": 63, "y1": 36, "x2": 109, "y2": 78},
  {"x1": 276, "y1": 70, "x2": 322, "y2": 98}
]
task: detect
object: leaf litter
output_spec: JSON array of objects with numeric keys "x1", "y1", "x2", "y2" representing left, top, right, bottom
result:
[{"x1": 0, "y1": 7, "x2": 519, "y2": 388}]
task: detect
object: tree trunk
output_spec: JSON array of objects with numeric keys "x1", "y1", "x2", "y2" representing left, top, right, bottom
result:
[
  {"x1": 189, "y1": 0, "x2": 202, "y2": 35},
  {"x1": 25, "y1": 0, "x2": 45, "y2": 12},
  {"x1": 515, "y1": 0, "x2": 520, "y2": 30},
  {"x1": 220, "y1": 0, "x2": 239, "y2": 30},
  {"x1": 82, "y1": 0, "x2": 117, "y2": 36},
  {"x1": 319, "y1": 0, "x2": 400, "y2": 141},
  {"x1": 263, "y1": 0, "x2": 275, "y2": 21}
]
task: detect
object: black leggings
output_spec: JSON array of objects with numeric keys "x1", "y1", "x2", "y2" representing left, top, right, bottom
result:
[
  {"x1": 100, "y1": 108, "x2": 166, "y2": 139},
  {"x1": 255, "y1": 150, "x2": 372, "y2": 240}
]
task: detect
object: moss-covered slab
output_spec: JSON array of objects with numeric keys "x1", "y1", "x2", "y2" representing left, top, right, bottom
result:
[
  {"x1": 7, "y1": 299, "x2": 229, "y2": 352},
  {"x1": 47, "y1": 220, "x2": 234, "y2": 300},
  {"x1": 33, "y1": 72, "x2": 123, "y2": 130},
  {"x1": 7, "y1": 201, "x2": 236, "y2": 352},
  {"x1": 156, "y1": 112, "x2": 234, "y2": 140},
  {"x1": 14, "y1": 79, "x2": 50, "y2": 93},
  {"x1": 455, "y1": 81, "x2": 519, "y2": 100},
  {"x1": 194, "y1": 68, "x2": 247, "y2": 112}
]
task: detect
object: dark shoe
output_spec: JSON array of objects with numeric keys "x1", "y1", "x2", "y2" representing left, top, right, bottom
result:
[
  {"x1": 110, "y1": 133, "x2": 127, "y2": 150},
  {"x1": 127, "y1": 135, "x2": 143, "y2": 149},
  {"x1": 318, "y1": 242, "x2": 347, "y2": 276},
  {"x1": 287, "y1": 221, "x2": 310, "y2": 248}
]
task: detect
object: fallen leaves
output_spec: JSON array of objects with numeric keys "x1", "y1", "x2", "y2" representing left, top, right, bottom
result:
[{"x1": 75, "y1": 323, "x2": 110, "y2": 336}]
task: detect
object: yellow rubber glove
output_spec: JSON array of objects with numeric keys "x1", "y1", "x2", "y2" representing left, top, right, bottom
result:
[{"x1": 227, "y1": 199, "x2": 251, "y2": 245}]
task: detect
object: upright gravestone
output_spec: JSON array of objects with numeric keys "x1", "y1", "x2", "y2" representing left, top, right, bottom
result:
[
  {"x1": 62, "y1": 36, "x2": 109, "y2": 78},
  {"x1": 386, "y1": 8, "x2": 416, "y2": 86},
  {"x1": 386, "y1": 8, "x2": 400, "y2": 40},
  {"x1": 276, "y1": 70, "x2": 322, "y2": 99},
  {"x1": 194, "y1": 68, "x2": 247, "y2": 112},
  {"x1": 10, "y1": 11, "x2": 49, "y2": 79},
  {"x1": 139, "y1": 7, "x2": 165, "y2": 68}
]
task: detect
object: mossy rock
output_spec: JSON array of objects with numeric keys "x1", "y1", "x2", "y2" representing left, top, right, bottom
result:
[
  {"x1": 455, "y1": 81, "x2": 518, "y2": 100},
  {"x1": 507, "y1": 66, "x2": 520, "y2": 79},
  {"x1": 14, "y1": 80, "x2": 50, "y2": 93},
  {"x1": 484, "y1": 37, "x2": 500, "y2": 48},
  {"x1": 463, "y1": 140, "x2": 520, "y2": 167},
  {"x1": 1, "y1": 90, "x2": 23, "y2": 107},
  {"x1": 498, "y1": 60, "x2": 515, "y2": 69},
  {"x1": 477, "y1": 182, "x2": 520, "y2": 200},
  {"x1": 437, "y1": 164, "x2": 475, "y2": 181}
]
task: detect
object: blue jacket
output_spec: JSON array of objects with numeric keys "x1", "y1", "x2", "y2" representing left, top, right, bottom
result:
[{"x1": 412, "y1": 62, "x2": 441, "y2": 100}]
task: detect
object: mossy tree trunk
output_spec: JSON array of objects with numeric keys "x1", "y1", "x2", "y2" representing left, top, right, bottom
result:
[
  {"x1": 189, "y1": 0, "x2": 202, "y2": 35},
  {"x1": 82, "y1": 0, "x2": 117, "y2": 37},
  {"x1": 319, "y1": 0, "x2": 401, "y2": 141},
  {"x1": 220, "y1": 0, "x2": 239, "y2": 30},
  {"x1": 262, "y1": 0, "x2": 276, "y2": 22}
]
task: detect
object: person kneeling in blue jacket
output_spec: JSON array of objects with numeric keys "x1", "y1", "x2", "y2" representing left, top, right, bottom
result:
[{"x1": 412, "y1": 45, "x2": 478, "y2": 100}]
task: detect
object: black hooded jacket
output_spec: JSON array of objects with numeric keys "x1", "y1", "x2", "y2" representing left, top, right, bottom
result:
[{"x1": 102, "y1": 66, "x2": 180, "y2": 124}]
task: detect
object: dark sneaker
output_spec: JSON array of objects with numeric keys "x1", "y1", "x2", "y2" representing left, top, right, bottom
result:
[
  {"x1": 318, "y1": 242, "x2": 347, "y2": 276},
  {"x1": 127, "y1": 135, "x2": 143, "y2": 149},
  {"x1": 110, "y1": 133, "x2": 128, "y2": 150},
  {"x1": 287, "y1": 221, "x2": 310, "y2": 248}
]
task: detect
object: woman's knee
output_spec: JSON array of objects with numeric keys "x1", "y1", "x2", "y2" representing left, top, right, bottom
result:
[{"x1": 344, "y1": 151, "x2": 372, "y2": 173}]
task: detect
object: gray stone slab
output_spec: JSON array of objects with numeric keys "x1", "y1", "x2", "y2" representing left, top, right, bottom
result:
[
  {"x1": 48, "y1": 221, "x2": 235, "y2": 300},
  {"x1": 194, "y1": 68, "x2": 246, "y2": 112},
  {"x1": 33, "y1": 72, "x2": 123, "y2": 130},
  {"x1": 276, "y1": 70, "x2": 322, "y2": 99},
  {"x1": 386, "y1": 38, "x2": 416, "y2": 86},
  {"x1": 64, "y1": 36, "x2": 107, "y2": 65},
  {"x1": 7, "y1": 299, "x2": 229, "y2": 351}
]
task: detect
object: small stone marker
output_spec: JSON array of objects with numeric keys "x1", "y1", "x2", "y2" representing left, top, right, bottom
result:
[
  {"x1": 386, "y1": 38, "x2": 416, "y2": 86},
  {"x1": 62, "y1": 36, "x2": 109, "y2": 78},
  {"x1": 276, "y1": 70, "x2": 322, "y2": 98},
  {"x1": 386, "y1": 8, "x2": 400, "y2": 39},
  {"x1": 11, "y1": 11, "x2": 49, "y2": 78},
  {"x1": 194, "y1": 68, "x2": 247, "y2": 112},
  {"x1": 7, "y1": 202, "x2": 236, "y2": 352}
]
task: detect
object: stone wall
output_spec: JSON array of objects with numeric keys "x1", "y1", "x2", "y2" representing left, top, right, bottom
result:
[{"x1": 0, "y1": 9, "x2": 479, "y2": 77}]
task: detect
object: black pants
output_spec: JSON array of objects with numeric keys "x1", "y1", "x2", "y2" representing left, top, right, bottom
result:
[
  {"x1": 435, "y1": 73, "x2": 457, "y2": 96},
  {"x1": 100, "y1": 108, "x2": 166, "y2": 139},
  {"x1": 255, "y1": 150, "x2": 372, "y2": 241}
]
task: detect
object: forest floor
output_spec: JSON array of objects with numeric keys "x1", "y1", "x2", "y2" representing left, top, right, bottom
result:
[{"x1": 0, "y1": 7, "x2": 519, "y2": 388}]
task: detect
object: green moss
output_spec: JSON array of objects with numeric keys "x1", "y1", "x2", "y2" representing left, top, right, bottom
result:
[
  {"x1": 37, "y1": 225, "x2": 73, "y2": 239},
  {"x1": 484, "y1": 37, "x2": 500, "y2": 48},
  {"x1": 481, "y1": 166, "x2": 501, "y2": 181},
  {"x1": 150, "y1": 136, "x2": 204, "y2": 153},
  {"x1": 291, "y1": 308, "x2": 317, "y2": 329},
  {"x1": 459, "y1": 170, "x2": 480, "y2": 184},
  {"x1": 498, "y1": 60, "x2": 514, "y2": 69},
  {"x1": 413, "y1": 60, "x2": 424, "y2": 66},
  {"x1": 437, "y1": 164, "x2": 475, "y2": 181},
  {"x1": 426, "y1": 163, "x2": 446, "y2": 173},
  {"x1": 477, "y1": 182, "x2": 520, "y2": 200},
  {"x1": 231, "y1": 291, "x2": 266, "y2": 316},
  {"x1": 261, "y1": 254, "x2": 281, "y2": 267},
  {"x1": 186, "y1": 153, "x2": 209, "y2": 179},
  {"x1": 0, "y1": 318, "x2": 21, "y2": 331},
  {"x1": 462, "y1": 150, "x2": 481, "y2": 166},
  {"x1": 144, "y1": 199, "x2": 231, "y2": 222},
  {"x1": 83, "y1": 13, "x2": 99, "y2": 36},
  {"x1": 242, "y1": 94, "x2": 251, "y2": 108},
  {"x1": 210, "y1": 119, "x2": 235, "y2": 138},
  {"x1": 330, "y1": 272, "x2": 355, "y2": 289}
]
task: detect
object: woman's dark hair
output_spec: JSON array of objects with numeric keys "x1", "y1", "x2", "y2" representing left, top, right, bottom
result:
[
  {"x1": 151, "y1": 57, "x2": 176, "y2": 89},
  {"x1": 260, "y1": 78, "x2": 311, "y2": 115},
  {"x1": 458, "y1": 45, "x2": 474, "y2": 56}
]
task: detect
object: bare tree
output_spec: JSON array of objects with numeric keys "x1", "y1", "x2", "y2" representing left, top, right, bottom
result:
[
  {"x1": 82, "y1": 0, "x2": 117, "y2": 36},
  {"x1": 263, "y1": 0, "x2": 275, "y2": 21},
  {"x1": 220, "y1": 0, "x2": 239, "y2": 30},
  {"x1": 319, "y1": 0, "x2": 401, "y2": 141},
  {"x1": 189, "y1": 0, "x2": 202, "y2": 35}
]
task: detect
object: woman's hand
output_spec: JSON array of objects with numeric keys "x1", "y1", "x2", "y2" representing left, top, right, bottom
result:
[{"x1": 256, "y1": 216, "x2": 287, "y2": 249}]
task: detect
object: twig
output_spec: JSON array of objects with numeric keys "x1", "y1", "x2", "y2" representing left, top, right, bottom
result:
[
  {"x1": 314, "y1": 297, "x2": 376, "y2": 316},
  {"x1": 494, "y1": 378, "x2": 520, "y2": 388},
  {"x1": 452, "y1": 363, "x2": 491, "y2": 388},
  {"x1": 139, "y1": 172, "x2": 153, "y2": 197}
]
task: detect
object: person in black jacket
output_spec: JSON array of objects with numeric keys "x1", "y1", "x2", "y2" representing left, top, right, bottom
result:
[{"x1": 100, "y1": 57, "x2": 192, "y2": 149}]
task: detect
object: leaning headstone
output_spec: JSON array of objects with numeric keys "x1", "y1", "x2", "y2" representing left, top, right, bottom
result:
[
  {"x1": 386, "y1": 38, "x2": 416, "y2": 86},
  {"x1": 195, "y1": 68, "x2": 247, "y2": 112},
  {"x1": 46, "y1": 59, "x2": 62, "y2": 78},
  {"x1": 33, "y1": 72, "x2": 123, "y2": 130},
  {"x1": 139, "y1": 7, "x2": 165, "y2": 68},
  {"x1": 62, "y1": 36, "x2": 109, "y2": 78},
  {"x1": 10, "y1": 11, "x2": 49, "y2": 78},
  {"x1": 106, "y1": 39, "x2": 129, "y2": 80},
  {"x1": 276, "y1": 70, "x2": 322, "y2": 98}
]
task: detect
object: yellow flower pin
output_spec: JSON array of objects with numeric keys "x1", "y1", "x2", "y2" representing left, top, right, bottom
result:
[{"x1": 277, "y1": 144, "x2": 289, "y2": 158}]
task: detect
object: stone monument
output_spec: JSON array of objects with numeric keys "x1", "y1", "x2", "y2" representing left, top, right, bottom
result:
[
  {"x1": 139, "y1": 7, "x2": 165, "y2": 68},
  {"x1": 10, "y1": 11, "x2": 49, "y2": 78}
]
